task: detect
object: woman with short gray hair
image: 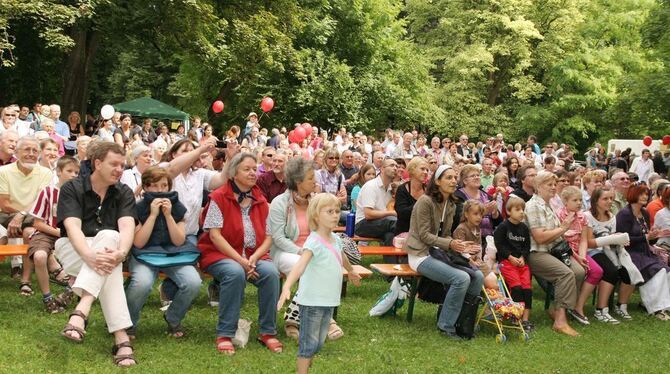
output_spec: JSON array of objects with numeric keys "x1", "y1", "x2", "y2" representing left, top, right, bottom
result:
[{"x1": 268, "y1": 157, "x2": 345, "y2": 340}]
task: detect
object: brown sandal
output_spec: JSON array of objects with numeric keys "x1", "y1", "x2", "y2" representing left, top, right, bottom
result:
[
  {"x1": 49, "y1": 267, "x2": 71, "y2": 287},
  {"x1": 60, "y1": 310, "x2": 88, "y2": 343},
  {"x1": 112, "y1": 341, "x2": 137, "y2": 367}
]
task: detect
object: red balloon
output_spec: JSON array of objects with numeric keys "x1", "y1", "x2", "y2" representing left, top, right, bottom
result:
[
  {"x1": 643, "y1": 136, "x2": 653, "y2": 147},
  {"x1": 294, "y1": 126, "x2": 306, "y2": 141},
  {"x1": 288, "y1": 130, "x2": 296, "y2": 143},
  {"x1": 301, "y1": 123, "x2": 312, "y2": 136},
  {"x1": 212, "y1": 100, "x2": 224, "y2": 113},
  {"x1": 663, "y1": 135, "x2": 670, "y2": 145},
  {"x1": 260, "y1": 97, "x2": 274, "y2": 113}
]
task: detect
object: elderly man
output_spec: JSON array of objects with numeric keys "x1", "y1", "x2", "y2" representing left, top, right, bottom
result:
[
  {"x1": 429, "y1": 136, "x2": 444, "y2": 165},
  {"x1": 0, "y1": 130, "x2": 18, "y2": 166},
  {"x1": 257, "y1": 150, "x2": 287, "y2": 203},
  {"x1": 49, "y1": 104, "x2": 70, "y2": 141},
  {"x1": 54, "y1": 141, "x2": 137, "y2": 367},
  {"x1": 354, "y1": 158, "x2": 398, "y2": 246},
  {"x1": 0, "y1": 137, "x2": 53, "y2": 289},
  {"x1": 610, "y1": 170, "x2": 631, "y2": 215},
  {"x1": 456, "y1": 134, "x2": 475, "y2": 163},
  {"x1": 372, "y1": 150, "x2": 385, "y2": 176},
  {"x1": 480, "y1": 158, "x2": 495, "y2": 189},
  {"x1": 385, "y1": 131, "x2": 401, "y2": 157},
  {"x1": 511, "y1": 165, "x2": 537, "y2": 202},
  {"x1": 391, "y1": 132, "x2": 418, "y2": 160}
]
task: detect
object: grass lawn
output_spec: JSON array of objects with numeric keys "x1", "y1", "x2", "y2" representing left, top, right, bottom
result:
[{"x1": 1, "y1": 258, "x2": 669, "y2": 374}]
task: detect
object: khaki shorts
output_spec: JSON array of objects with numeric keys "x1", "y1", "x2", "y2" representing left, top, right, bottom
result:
[
  {"x1": 28, "y1": 232, "x2": 58, "y2": 259},
  {"x1": 0, "y1": 212, "x2": 34, "y2": 231}
]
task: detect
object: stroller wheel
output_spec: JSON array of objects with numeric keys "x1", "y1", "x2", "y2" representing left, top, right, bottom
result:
[
  {"x1": 520, "y1": 332, "x2": 530, "y2": 342},
  {"x1": 495, "y1": 334, "x2": 507, "y2": 344}
]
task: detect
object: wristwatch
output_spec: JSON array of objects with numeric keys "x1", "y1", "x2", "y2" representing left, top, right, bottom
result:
[{"x1": 18, "y1": 211, "x2": 27, "y2": 217}]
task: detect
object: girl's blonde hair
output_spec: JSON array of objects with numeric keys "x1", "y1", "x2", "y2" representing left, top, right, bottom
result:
[
  {"x1": 461, "y1": 199, "x2": 485, "y2": 223},
  {"x1": 493, "y1": 172, "x2": 509, "y2": 186},
  {"x1": 307, "y1": 193, "x2": 341, "y2": 231},
  {"x1": 560, "y1": 185, "x2": 582, "y2": 203}
]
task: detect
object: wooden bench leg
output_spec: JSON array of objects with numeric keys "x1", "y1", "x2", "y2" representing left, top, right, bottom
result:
[{"x1": 341, "y1": 280, "x2": 347, "y2": 298}]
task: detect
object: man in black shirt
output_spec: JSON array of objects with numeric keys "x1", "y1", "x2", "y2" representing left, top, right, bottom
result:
[
  {"x1": 511, "y1": 165, "x2": 537, "y2": 202},
  {"x1": 54, "y1": 141, "x2": 137, "y2": 367}
]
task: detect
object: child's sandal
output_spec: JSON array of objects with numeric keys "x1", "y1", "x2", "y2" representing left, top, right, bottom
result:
[
  {"x1": 327, "y1": 320, "x2": 344, "y2": 340},
  {"x1": 19, "y1": 282, "x2": 33, "y2": 296},
  {"x1": 49, "y1": 267, "x2": 71, "y2": 287},
  {"x1": 257, "y1": 334, "x2": 283, "y2": 353},
  {"x1": 216, "y1": 337, "x2": 235, "y2": 355}
]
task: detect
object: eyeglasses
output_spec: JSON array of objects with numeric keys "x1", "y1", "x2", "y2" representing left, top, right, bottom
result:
[
  {"x1": 429, "y1": 161, "x2": 437, "y2": 164},
  {"x1": 328, "y1": 157, "x2": 340, "y2": 160},
  {"x1": 3, "y1": 114, "x2": 16, "y2": 117},
  {"x1": 263, "y1": 154, "x2": 274, "y2": 158}
]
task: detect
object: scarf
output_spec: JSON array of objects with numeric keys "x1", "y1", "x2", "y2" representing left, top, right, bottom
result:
[{"x1": 231, "y1": 180, "x2": 255, "y2": 204}]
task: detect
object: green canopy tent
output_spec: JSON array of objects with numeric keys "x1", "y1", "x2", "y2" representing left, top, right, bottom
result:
[{"x1": 113, "y1": 97, "x2": 190, "y2": 131}]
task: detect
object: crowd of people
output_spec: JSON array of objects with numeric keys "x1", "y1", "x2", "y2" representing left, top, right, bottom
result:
[{"x1": 2, "y1": 101, "x2": 670, "y2": 371}]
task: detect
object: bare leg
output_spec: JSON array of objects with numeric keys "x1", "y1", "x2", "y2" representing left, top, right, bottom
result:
[
  {"x1": 575, "y1": 282, "x2": 596, "y2": 316},
  {"x1": 618, "y1": 283, "x2": 635, "y2": 304},
  {"x1": 297, "y1": 357, "x2": 312, "y2": 374},
  {"x1": 112, "y1": 329, "x2": 136, "y2": 367},
  {"x1": 597, "y1": 281, "x2": 615, "y2": 309},
  {"x1": 33, "y1": 251, "x2": 51, "y2": 295}
]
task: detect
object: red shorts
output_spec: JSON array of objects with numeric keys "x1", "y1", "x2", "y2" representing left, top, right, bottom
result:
[{"x1": 499, "y1": 259, "x2": 531, "y2": 289}]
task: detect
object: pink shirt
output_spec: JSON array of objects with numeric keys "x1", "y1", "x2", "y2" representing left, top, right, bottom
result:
[
  {"x1": 557, "y1": 207, "x2": 587, "y2": 254},
  {"x1": 294, "y1": 206, "x2": 310, "y2": 248}
]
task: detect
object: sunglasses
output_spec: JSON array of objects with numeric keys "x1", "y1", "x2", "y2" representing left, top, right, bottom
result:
[
  {"x1": 263, "y1": 154, "x2": 274, "y2": 158},
  {"x1": 328, "y1": 157, "x2": 340, "y2": 160}
]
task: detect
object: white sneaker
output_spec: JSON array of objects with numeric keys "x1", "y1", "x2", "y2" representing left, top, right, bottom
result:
[
  {"x1": 614, "y1": 304, "x2": 633, "y2": 320},
  {"x1": 594, "y1": 308, "x2": 620, "y2": 324}
]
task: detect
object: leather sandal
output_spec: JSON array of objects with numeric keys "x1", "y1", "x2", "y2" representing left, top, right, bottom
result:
[
  {"x1": 112, "y1": 341, "x2": 137, "y2": 367},
  {"x1": 327, "y1": 320, "x2": 344, "y2": 340},
  {"x1": 216, "y1": 337, "x2": 235, "y2": 355},
  {"x1": 61, "y1": 310, "x2": 88, "y2": 343},
  {"x1": 49, "y1": 267, "x2": 71, "y2": 287},
  {"x1": 257, "y1": 334, "x2": 283, "y2": 353},
  {"x1": 284, "y1": 323, "x2": 299, "y2": 339}
]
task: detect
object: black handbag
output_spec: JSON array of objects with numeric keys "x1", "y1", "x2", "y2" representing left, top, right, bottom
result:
[{"x1": 550, "y1": 240, "x2": 572, "y2": 266}]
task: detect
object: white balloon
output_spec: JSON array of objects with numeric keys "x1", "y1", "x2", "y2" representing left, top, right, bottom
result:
[{"x1": 100, "y1": 104, "x2": 115, "y2": 120}]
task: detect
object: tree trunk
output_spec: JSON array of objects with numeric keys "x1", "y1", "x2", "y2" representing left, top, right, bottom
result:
[{"x1": 61, "y1": 21, "x2": 99, "y2": 119}]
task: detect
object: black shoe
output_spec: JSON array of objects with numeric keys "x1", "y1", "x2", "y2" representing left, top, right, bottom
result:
[
  {"x1": 567, "y1": 309, "x2": 590, "y2": 325},
  {"x1": 438, "y1": 328, "x2": 464, "y2": 341}
]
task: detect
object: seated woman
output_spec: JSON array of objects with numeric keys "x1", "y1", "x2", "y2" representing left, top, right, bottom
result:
[
  {"x1": 617, "y1": 184, "x2": 670, "y2": 320},
  {"x1": 125, "y1": 166, "x2": 202, "y2": 338},
  {"x1": 269, "y1": 157, "x2": 349, "y2": 340},
  {"x1": 404, "y1": 165, "x2": 484, "y2": 340},
  {"x1": 584, "y1": 188, "x2": 642, "y2": 323},
  {"x1": 198, "y1": 153, "x2": 282, "y2": 355},
  {"x1": 525, "y1": 171, "x2": 585, "y2": 336},
  {"x1": 394, "y1": 157, "x2": 429, "y2": 235}
]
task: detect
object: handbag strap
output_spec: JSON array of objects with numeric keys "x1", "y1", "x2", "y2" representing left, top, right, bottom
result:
[
  {"x1": 437, "y1": 201, "x2": 448, "y2": 237},
  {"x1": 314, "y1": 233, "x2": 343, "y2": 267}
]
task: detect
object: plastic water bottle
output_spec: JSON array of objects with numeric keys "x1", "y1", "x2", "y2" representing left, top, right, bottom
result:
[{"x1": 345, "y1": 212, "x2": 355, "y2": 238}]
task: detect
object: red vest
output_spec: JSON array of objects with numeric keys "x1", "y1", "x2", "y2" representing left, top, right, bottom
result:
[{"x1": 198, "y1": 181, "x2": 270, "y2": 270}]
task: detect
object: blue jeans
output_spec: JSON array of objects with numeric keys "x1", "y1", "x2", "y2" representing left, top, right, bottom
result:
[
  {"x1": 417, "y1": 256, "x2": 484, "y2": 333},
  {"x1": 206, "y1": 259, "x2": 279, "y2": 337},
  {"x1": 297, "y1": 305, "x2": 333, "y2": 358},
  {"x1": 125, "y1": 256, "x2": 202, "y2": 329},
  {"x1": 161, "y1": 235, "x2": 203, "y2": 298}
]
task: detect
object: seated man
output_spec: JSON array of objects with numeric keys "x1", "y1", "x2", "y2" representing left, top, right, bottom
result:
[
  {"x1": 511, "y1": 165, "x2": 536, "y2": 202},
  {"x1": 256, "y1": 150, "x2": 287, "y2": 203},
  {"x1": 54, "y1": 141, "x2": 137, "y2": 367},
  {"x1": 354, "y1": 158, "x2": 398, "y2": 246}
]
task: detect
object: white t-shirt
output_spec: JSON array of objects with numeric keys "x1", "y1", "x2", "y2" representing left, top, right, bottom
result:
[
  {"x1": 119, "y1": 166, "x2": 143, "y2": 202},
  {"x1": 354, "y1": 176, "x2": 391, "y2": 224},
  {"x1": 584, "y1": 211, "x2": 617, "y2": 256},
  {"x1": 653, "y1": 208, "x2": 670, "y2": 246}
]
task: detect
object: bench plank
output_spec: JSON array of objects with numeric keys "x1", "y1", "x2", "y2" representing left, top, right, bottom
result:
[
  {"x1": 0, "y1": 244, "x2": 29, "y2": 258},
  {"x1": 359, "y1": 246, "x2": 407, "y2": 256}
]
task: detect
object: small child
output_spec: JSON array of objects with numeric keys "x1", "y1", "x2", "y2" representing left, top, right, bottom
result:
[
  {"x1": 486, "y1": 172, "x2": 514, "y2": 219},
  {"x1": 452, "y1": 200, "x2": 498, "y2": 289},
  {"x1": 493, "y1": 196, "x2": 533, "y2": 331},
  {"x1": 558, "y1": 186, "x2": 603, "y2": 325},
  {"x1": 277, "y1": 193, "x2": 361, "y2": 374},
  {"x1": 27, "y1": 156, "x2": 80, "y2": 313}
]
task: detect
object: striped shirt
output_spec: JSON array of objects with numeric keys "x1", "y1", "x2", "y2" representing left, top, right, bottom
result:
[{"x1": 29, "y1": 186, "x2": 59, "y2": 229}]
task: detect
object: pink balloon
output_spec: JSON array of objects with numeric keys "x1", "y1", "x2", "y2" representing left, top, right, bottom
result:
[
  {"x1": 212, "y1": 100, "x2": 224, "y2": 113},
  {"x1": 260, "y1": 97, "x2": 274, "y2": 113},
  {"x1": 643, "y1": 136, "x2": 653, "y2": 147},
  {"x1": 294, "y1": 126, "x2": 306, "y2": 141},
  {"x1": 301, "y1": 123, "x2": 312, "y2": 136}
]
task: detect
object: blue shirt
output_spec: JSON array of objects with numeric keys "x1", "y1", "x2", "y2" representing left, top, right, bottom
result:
[
  {"x1": 296, "y1": 232, "x2": 343, "y2": 307},
  {"x1": 55, "y1": 119, "x2": 70, "y2": 139}
]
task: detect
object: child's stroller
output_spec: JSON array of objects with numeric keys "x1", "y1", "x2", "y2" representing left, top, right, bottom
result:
[{"x1": 476, "y1": 268, "x2": 530, "y2": 343}]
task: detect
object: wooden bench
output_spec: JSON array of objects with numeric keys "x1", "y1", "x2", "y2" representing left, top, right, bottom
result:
[
  {"x1": 351, "y1": 236, "x2": 382, "y2": 244},
  {"x1": 370, "y1": 263, "x2": 421, "y2": 322},
  {"x1": 0, "y1": 244, "x2": 29, "y2": 260},
  {"x1": 359, "y1": 246, "x2": 407, "y2": 257}
]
